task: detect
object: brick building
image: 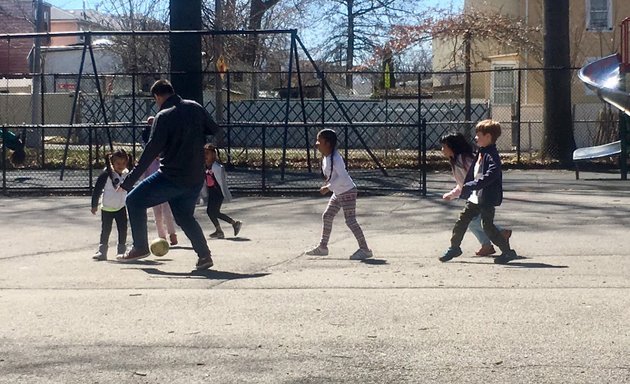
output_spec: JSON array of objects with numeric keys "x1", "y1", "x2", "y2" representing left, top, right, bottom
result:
[{"x1": 0, "y1": 0, "x2": 51, "y2": 76}]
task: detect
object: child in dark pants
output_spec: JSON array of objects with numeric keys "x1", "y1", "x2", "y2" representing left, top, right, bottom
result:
[
  {"x1": 202, "y1": 144, "x2": 242, "y2": 239},
  {"x1": 91, "y1": 149, "x2": 132, "y2": 260},
  {"x1": 440, "y1": 120, "x2": 518, "y2": 265}
]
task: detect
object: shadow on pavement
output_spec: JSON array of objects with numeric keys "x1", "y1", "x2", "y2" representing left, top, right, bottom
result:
[
  {"x1": 140, "y1": 267, "x2": 270, "y2": 280},
  {"x1": 224, "y1": 237, "x2": 252, "y2": 242},
  {"x1": 361, "y1": 258, "x2": 388, "y2": 265},
  {"x1": 113, "y1": 260, "x2": 164, "y2": 266},
  {"x1": 503, "y1": 262, "x2": 568, "y2": 269},
  {"x1": 169, "y1": 246, "x2": 193, "y2": 250},
  {"x1": 458, "y1": 258, "x2": 568, "y2": 269}
]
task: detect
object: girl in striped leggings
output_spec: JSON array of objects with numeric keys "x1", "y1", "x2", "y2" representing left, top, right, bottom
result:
[{"x1": 305, "y1": 129, "x2": 373, "y2": 260}]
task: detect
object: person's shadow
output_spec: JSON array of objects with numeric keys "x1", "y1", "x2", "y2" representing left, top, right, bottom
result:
[
  {"x1": 140, "y1": 267, "x2": 269, "y2": 280},
  {"x1": 458, "y1": 256, "x2": 568, "y2": 269},
  {"x1": 361, "y1": 258, "x2": 388, "y2": 265},
  {"x1": 170, "y1": 237, "x2": 252, "y2": 250}
]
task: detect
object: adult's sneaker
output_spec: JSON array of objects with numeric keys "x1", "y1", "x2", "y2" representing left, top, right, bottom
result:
[
  {"x1": 196, "y1": 255, "x2": 214, "y2": 270},
  {"x1": 439, "y1": 247, "x2": 463, "y2": 262},
  {"x1": 233, "y1": 221, "x2": 242, "y2": 237},
  {"x1": 350, "y1": 248, "x2": 373, "y2": 260},
  {"x1": 116, "y1": 247, "x2": 150, "y2": 262},
  {"x1": 305, "y1": 246, "x2": 328, "y2": 256},
  {"x1": 494, "y1": 250, "x2": 518, "y2": 264}
]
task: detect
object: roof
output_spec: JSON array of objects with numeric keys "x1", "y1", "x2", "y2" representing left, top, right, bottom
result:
[
  {"x1": 50, "y1": 7, "x2": 81, "y2": 21},
  {"x1": 49, "y1": 6, "x2": 114, "y2": 29}
]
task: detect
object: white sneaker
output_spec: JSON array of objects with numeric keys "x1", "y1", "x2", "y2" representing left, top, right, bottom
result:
[
  {"x1": 350, "y1": 248, "x2": 373, "y2": 260},
  {"x1": 305, "y1": 246, "x2": 328, "y2": 256}
]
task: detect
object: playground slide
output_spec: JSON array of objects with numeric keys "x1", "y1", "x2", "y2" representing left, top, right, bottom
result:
[{"x1": 574, "y1": 54, "x2": 630, "y2": 161}]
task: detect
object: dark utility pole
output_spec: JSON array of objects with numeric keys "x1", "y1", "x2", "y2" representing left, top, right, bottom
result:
[{"x1": 170, "y1": 0, "x2": 203, "y2": 104}]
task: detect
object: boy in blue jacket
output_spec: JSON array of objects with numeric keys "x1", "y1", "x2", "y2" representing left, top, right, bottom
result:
[{"x1": 440, "y1": 119, "x2": 518, "y2": 264}]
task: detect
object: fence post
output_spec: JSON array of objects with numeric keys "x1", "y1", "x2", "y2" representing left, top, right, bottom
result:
[
  {"x1": 516, "y1": 68, "x2": 522, "y2": 164},
  {"x1": 321, "y1": 71, "x2": 325, "y2": 128},
  {"x1": 261, "y1": 124, "x2": 267, "y2": 193},
  {"x1": 88, "y1": 125, "x2": 93, "y2": 190},
  {"x1": 40, "y1": 71, "x2": 45, "y2": 167},
  {"x1": 422, "y1": 118, "x2": 427, "y2": 196},
  {"x1": 417, "y1": 72, "x2": 423, "y2": 196},
  {"x1": 2, "y1": 127, "x2": 6, "y2": 195},
  {"x1": 131, "y1": 72, "x2": 136, "y2": 161},
  {"x1": 226, "y1": 70, "x2": 232, "y2": 165},
  {"x1": 280, "y1": 32, "x2": 295, "y2": 181}
]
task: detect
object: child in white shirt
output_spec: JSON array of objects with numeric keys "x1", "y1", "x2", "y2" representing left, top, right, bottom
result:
[
  {"x1": 90, "y1": 149, "x2": 131, "y2": 260},
  {"x1": 305, "y1": 129, "x2": 372, "y2": 260}
]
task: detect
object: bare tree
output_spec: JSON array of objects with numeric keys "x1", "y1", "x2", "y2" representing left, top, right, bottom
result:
[
  {"x1": 386, "y1": 10, "x2": 543, "y2": 70},
  {"x1": 312, "y1": 0, "x2": 419, "y2": 90},
  {"x1": 200, "y1": 0, "x2": 313, "y2": 98},
  {"x1": 95, "y1": 0, "x2": 170, "y2": 91}
]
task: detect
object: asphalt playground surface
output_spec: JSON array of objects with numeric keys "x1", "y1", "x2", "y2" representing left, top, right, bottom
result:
[{"x1": 0, "y1": 169, "x2": 628, "y2": 383}]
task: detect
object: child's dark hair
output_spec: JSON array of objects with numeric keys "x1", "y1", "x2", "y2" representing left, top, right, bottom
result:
[
  {"x1": 105, "y1": 149, "x2": 131, "y2": 184},
  {"x1": 317, "y1": 129, "x2": 338, "y2": 182},
  {"x1": 441, "y1": 133, "x2": 473, "y2": 156},
  {"x1": 440, "y1": 132, "x2": 474, "y2": 166},
  {"x1": 317, "y1": 129, "x2": 337, "y2": 150}
]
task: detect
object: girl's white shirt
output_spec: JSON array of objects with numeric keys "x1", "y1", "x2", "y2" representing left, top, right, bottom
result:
[
  {"x1": 102, "y1": 169, "x2": 129, "y2": 211},
  {"x1": 467, "y1": 155, "x2": 482, "y2": 205},
  {"x1": 322, "y1": 151, "x2": 356, "y2": 195},
  {"x1": 444, "y1": 154, "x2": 474, "y2": 199}
]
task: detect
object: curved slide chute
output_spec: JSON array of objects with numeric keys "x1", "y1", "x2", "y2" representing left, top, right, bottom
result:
[
  {"x1": 573, "y1": 54, "x2": 630, "y2": 167},
  {"x1": 578, "y1": 53, "x2": 630, "y2": 116}
]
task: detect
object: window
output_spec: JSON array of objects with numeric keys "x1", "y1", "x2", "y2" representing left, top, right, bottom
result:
[
  {"x1": 492, "y1": 64, "x2": 516, "y2": 105},
  {"x1": 587, "y1": 0, "x2": 612, "y2": 31}
]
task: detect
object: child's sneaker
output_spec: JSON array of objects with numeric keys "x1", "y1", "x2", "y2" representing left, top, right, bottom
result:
[
  {"x1": 209, "y1": 231, "x2": 225, "y2": 239},
  {"x1": 439, "y1": 247, "x2": 463, "y2": 262},
  {"x1": 169, "y1": 233, "x2": 178, "y2": 246},
  {"x1": 305, "y1": 246, "x2": 328, "y2": 256},
  {"x1": 233, "y1": 221, "x2": 242, "y2": 236},
  {"x1": 92, "y1": 245, "x2": 107, "y2": 261},
  {"x1": 475, "y1": 244, "x2": 496, "y2": 257},
  {"x1": 494, "y1": 249, "x2": 518, "y2": 264},
  {"x1": 350, "y1": 248, "x2": 373, "y2": 260}
]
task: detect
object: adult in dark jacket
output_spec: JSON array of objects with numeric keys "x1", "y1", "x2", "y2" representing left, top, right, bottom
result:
[
  {"x1": 440, "y1": 119, "x2": 518, "y2": 265},
  {"x1": 117, "y1": 79, "x2": 219, "y2": 270}
]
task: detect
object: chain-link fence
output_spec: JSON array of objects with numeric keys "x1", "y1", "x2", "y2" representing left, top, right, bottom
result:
[{"x1": 0, "y1": 30, "x2": 621, "y2": 194}]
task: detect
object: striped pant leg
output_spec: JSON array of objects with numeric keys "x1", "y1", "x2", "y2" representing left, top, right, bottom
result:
[
  {"x1": 339, "y1": 190, "x2": 368, "y2": 250},
  {"x1": 319, "y1": 194, "x2": 341, "y2": 248}
]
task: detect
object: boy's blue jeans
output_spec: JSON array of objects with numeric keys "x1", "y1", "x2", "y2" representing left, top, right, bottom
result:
[
  {"x1": 469, "y1": 215, "x2": 503, "y2": 246},
  {"x1": 126, "y1": 171, "x2": 209, "y2": 258}
]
